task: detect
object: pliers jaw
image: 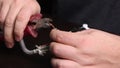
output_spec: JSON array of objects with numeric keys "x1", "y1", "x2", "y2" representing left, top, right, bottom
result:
[{"x1": 25, "y1": 16, "x2": 54, "y2": 38}]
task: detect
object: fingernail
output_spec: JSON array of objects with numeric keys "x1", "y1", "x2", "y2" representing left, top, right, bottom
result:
[
  {"x1": 53, "y1": 60, "x2": 59, "y2": 68},
  {"x1": 6, "y1": 43, "x2": 14, "y2": 48},
  {"x1": 15, "y1": 36, "x2": 20, "y2": 41},
  {"x1": 50, "y1": 29, "x2": 62, "y2": 35},
  {"x1": 51, "y1": 28, "x2": 60, "y2": 32},
  {"x1": 15, "y1": 34, "x2": 23, "y2": 41}
]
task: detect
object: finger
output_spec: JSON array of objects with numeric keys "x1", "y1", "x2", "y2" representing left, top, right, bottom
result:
[
  {"x1": 0, "y1": 1, "x2": 2, "y2": 14},
  {"x1": 0, "y1": 0, "x2": 13, "y2": 23},
  {"x1": 50, "y1": 42, "x2": 79, "y2": 62},
  {"x1": 4, "y1": 0, "x2": 23, "y2": 48},
  {"x1": 0, "y1": 1, "x2": 3, "y2": 29},
  {"x1": 50, "y1": 42, "x2": 98, "y2": 67},
  {"x1": 50, "y1": 29, "x2": 84, "y2": 47},
  {"x1": 14, "y1": 2, "x2": 40, "y2": 41},
  {"x1": 51, "y1": 58, "x2": 80, "y2": 68},
  {"x1": 2, "y1": 0, "x2": 15, "y2": 48}
]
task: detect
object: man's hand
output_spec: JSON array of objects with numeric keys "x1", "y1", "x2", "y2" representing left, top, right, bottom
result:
[
  {"x1": 0, "y1": 0, "x2": 40, "y2": 48},
  {"x1": 50, "y1": 29, "x2": 120, "y2": 68}
]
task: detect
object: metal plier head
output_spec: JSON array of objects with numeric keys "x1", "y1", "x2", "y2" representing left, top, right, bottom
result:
[{"x1": 24, "y1": 14, "x2": 54, "y2": 38}]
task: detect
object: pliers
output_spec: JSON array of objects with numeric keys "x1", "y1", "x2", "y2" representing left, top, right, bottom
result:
[
  {"x1": 20, "y1": 14, "x2": 55, "y2": 56},
  {"x1": 0, "y1": 13, "x2": 54, "y2": 56}
]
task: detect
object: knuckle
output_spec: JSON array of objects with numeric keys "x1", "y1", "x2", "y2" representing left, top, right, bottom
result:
[
  {"x1": 84, "y1": 29, "x2": 96, "y2": 35},
  {"x1": 16, "y1": 14, "x2": 26, "y2": 22},
  {"x1": 12, "y1": 0, "x2": 21, "y2": 6},
  {"x1": 5, "y1": 19, "x2": 14, "y2": 27}
]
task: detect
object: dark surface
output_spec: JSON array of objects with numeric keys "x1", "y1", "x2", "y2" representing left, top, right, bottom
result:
[{"x1": 0, "y1": 45, "x2": 52, "y2": 68}]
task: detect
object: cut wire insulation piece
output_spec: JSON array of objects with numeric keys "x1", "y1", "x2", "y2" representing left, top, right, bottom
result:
[
  {"x1": 81, "y1": 24, "x2": 90, "y2": 30},
  {"x1": 71, "y1": 23, "x2": 90, "y2": 32}
]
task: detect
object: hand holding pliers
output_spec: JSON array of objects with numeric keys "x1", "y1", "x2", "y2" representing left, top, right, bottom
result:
[{"x1": 0, "y1": 13, "x2": 54, "y2": 56}]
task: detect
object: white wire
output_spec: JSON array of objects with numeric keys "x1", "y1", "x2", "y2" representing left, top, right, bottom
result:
[
  {"x1": 19, "y1": 39, "x2": 36, "y2": 55},
  {"x1": 19, "y1": 39, "x2": 47, "y2": 56}
]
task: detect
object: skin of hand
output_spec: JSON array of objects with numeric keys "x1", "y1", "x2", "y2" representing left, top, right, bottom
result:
[
  {"x1": 0, "y1": 0, "x2": 40, "y2": 48},
  {"x1": 50, "y1": 29, "x2": 120, "y2": 68}
]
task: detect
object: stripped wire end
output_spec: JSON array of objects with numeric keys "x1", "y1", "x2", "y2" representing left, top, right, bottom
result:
[{"x1": 33, "y1": 45, "x2": 49, "y2": 56}]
